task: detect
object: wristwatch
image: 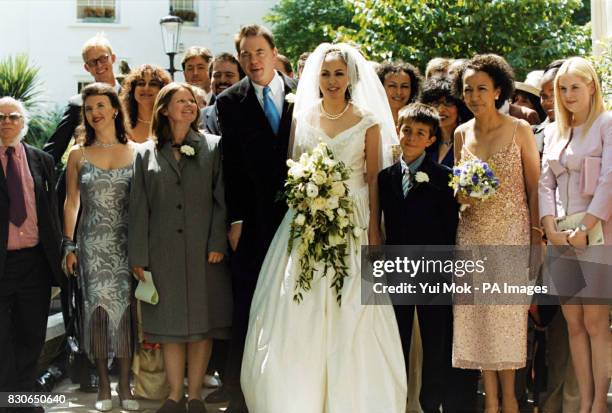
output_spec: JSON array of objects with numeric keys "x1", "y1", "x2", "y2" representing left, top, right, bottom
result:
[{"x1": 577, "y1": 223, "x2": 588, "y2": 233}]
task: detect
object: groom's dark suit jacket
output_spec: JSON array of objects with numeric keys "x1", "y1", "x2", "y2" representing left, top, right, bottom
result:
[{"x1": 216, "y1": 72, "x2": 297, "y2": 275}]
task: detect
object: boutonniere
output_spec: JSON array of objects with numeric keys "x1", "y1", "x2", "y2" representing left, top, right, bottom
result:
[
  {"x1": 414, "y1": 171, "x2": 429, "y2": 184},
  {"x1": 180, "y1": 144, "x2": 196, "y2": 157},
  {"x1": 285, "y1": 92, "x2": 296, "y2": 104}
]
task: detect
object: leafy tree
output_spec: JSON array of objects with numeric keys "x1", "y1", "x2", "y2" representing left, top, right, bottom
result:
[
  {"x1": 0, "y1": 54, "x2": 61, "y2": 148},
  {"x1": 590, "y1": 39, "x2": 612, "y2": 110},
  {"x1": 337, "y1": 0, "x2": 591, "y2": 79},
  {"x1": 265, "y1": 0, "x2": 356, "y2": 63}
]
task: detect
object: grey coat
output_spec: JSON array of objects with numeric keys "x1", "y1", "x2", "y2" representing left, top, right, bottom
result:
[{"x1": 128, "y1": 130, "x2": 231, "y2": 339}]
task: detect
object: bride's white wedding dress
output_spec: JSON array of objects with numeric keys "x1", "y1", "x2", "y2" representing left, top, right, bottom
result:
[{"x1": 241, "y1": 111, "x2": 407, "y2": 413}]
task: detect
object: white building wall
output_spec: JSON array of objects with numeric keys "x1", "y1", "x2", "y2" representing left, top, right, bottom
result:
[{"x1": 0, "y1": 0, "x2": 279, "y2": 107}]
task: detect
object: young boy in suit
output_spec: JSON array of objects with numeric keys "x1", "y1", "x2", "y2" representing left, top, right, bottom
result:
[{"x1": 378, "y1": 103, "x2": 478, "y2": 413}]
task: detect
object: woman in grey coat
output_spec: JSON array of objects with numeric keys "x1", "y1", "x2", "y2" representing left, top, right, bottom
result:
[{"x1": 129, "y1": 82, "x2": 231, "y2": 413}]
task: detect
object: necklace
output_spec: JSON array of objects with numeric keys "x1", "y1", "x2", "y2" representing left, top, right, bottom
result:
[
  {"x1": 93, "y1": 140, "x2": 118, "y2": 148},
  {"x1": 320, "y1": 101, "x2": 350, "y2": 120},
  {"x1": 440, "y1": 140, "x2": 453, "y2": 147},
  {"x1": 137, "y1": 117, "x2": 151, "y2": 124}
]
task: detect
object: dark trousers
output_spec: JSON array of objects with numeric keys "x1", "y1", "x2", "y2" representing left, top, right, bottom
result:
[
  {"x1": 224, "y1": 263, "x2": 258, "y2": 404},
  {"x1": 394, "y1": 304, "x2": 478, "y2": 413},
  {"x1": 0, "y1": 245, "x2": 51, "y2": 392}
]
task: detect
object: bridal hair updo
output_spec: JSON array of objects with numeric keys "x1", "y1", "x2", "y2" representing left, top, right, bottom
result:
[
  {"x1": 79, "y1": 82, "x2": 128, "y2": 146},
  {"x1": 151, "y1": 82, "x2": 201, "y2": 149},
  {"x1": 320, "y1": 45, "x2": 360, "y2": 100}
]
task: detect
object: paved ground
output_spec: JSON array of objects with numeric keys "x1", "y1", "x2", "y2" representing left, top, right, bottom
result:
[
  {"x1": 42, "y1": 377, "x2": 612, "y2": 413},
  {"x1": 47, "y1": 379, "x2": 225, "y2": 413}
]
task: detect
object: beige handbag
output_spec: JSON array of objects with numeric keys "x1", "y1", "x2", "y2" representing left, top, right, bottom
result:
[{"x1": 132, "y1": 302, "x2": 169, "y2": 400}]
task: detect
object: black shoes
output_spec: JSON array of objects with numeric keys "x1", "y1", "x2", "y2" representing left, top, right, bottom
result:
[
  {"x1": 187, "y1": 399, "x2": 207, "y2": 413},
  {"x1": 157, "y1": 397, "x2": 187, "y2": 413}
]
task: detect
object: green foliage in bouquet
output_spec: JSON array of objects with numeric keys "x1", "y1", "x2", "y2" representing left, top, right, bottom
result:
[{"x1": 284, "y1": 142, "x2": 362, "y2": 305}]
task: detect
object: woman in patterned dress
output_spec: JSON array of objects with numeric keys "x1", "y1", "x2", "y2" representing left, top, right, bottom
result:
[
  {"x1": 64, "y1": 83, "x2": 138, "y2": 411},
  {"x1": 451, "y1": 55, "x2": 542, "y2": 413}
]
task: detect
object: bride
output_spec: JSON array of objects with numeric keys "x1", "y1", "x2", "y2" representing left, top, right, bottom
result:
[{"x1": 240, "y1": 43, "x2": 407, "y2": 412}]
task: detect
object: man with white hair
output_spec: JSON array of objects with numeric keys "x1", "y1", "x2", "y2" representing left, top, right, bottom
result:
[{"x1": 0, "y1": 97, "x2": 63, "y2": 402}]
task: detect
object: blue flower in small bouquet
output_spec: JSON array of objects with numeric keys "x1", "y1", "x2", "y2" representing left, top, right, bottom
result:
[
  {"x1": 284, "y1": 142, "x2": 361, "y2": 305},
  {"x1": 450, "y1": 159, "x2": 500, "y2": 202}
]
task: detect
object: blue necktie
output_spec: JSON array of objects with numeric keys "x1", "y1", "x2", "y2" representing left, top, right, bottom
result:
[
  {"x1": 263, "y1": 86, "x2": 280, "y2": 134},
  {"x1": 402, "y1": 169, "x2": 413, "y2": 198}
]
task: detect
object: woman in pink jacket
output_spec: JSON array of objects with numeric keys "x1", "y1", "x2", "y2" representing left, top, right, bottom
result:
[{"x1": 539, "y1": 56, "x2": 611, "y2": 413}]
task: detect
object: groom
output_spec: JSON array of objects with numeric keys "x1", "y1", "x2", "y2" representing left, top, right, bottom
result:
[{"x1": 216, "y1": 24, "x2": 297, "y2": 413}]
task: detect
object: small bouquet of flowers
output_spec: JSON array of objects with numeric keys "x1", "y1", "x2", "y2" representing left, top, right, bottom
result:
[
  {"x1": 284, "y1": 142, "x2": 361, "y2": 305},
  {"x1": 450, "y1": 159, "x2": 500, "y2": 202}
]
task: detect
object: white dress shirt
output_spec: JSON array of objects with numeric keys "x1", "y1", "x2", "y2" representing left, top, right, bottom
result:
[{"x1": 252, "y1": 71, "x2": 285, "y2": 115}]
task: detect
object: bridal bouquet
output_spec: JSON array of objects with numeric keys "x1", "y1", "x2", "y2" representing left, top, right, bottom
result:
[
  {"x1": 450, "y1": 159, "x2": 500, "y2": 201},
  {"x1": 284, "y1": 142, "x2": 361, "y2": 305}
]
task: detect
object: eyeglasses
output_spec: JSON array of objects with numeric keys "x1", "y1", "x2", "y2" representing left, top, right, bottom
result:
[
  {"x1": 85, "y1": 54, "x2": 110, "y2": 68},
  {"x1": 432, "y1": 99, "x2": 456, "y2": 108},
  {"x1": 0, "y1": 113, "x2": 23, "y2": 123},
  {"x1": 135, "y1": 79, "x2": 163, "y2": 88}
]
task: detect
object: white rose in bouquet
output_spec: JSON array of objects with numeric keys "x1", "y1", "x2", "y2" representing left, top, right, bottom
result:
[
  {"x1": 311, "y1": 197, "x2": 326, "y2": 211},
  {"x1": 325, "y1": 196, "x2": 339, "y2": 210},
  {"x1": 306, "y1": 183, "x2": 319, "y2": 198},
  {"x1": 330, "y1": 181, "x2": 346, "y2": 197},
  {"x1": 312, "y1": 171, "x2": 327, "y2": 185},
  {"x1": 294, "y1": 213, "x2": 306, "y2": 226}
]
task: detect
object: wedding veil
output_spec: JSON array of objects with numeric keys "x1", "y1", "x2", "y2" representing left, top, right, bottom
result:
[{"x1": 290, "y1": 43, "x2": 399, "y2": 168}]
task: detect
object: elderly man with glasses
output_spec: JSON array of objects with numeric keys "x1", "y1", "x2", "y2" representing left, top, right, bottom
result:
[{"x1": 0, "y1": 97, "x2": 63, "y2": 406}]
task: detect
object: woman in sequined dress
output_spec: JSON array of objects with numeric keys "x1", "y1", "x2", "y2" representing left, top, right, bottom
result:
[{"x1": 451, "y1": 55, "x2": 542, "y2": 413}]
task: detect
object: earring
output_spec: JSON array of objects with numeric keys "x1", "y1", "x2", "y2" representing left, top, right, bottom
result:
[{"x1": 113, "y1": 112, "x2": 118, "y2": 119}]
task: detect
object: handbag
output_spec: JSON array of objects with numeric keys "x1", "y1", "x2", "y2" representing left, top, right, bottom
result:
[
  {"x1": 132, "y1": 301, "x2": 169, "y2": 400},
  {"x1": 579, "y1": 156, "x2": 601, "y2": 196},
  {"x1": 555, "y1": 212, "x2": 605, "y2": 245},
  {"x1": 64, "y1": 273, "x2": 94, "y2": 386}
]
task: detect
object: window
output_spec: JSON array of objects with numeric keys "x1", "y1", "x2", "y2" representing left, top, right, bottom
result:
[
  {"x1": 77, "y1": 0, "x2": 117, "y2": 23},
  {"x1": 170, "y1": 0, "x2": 198, "y2": 26}
]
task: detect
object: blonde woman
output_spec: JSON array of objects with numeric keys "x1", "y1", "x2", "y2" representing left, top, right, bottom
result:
[{"x1": 539, "y1": 56, "x2": 611, "y2": 413}]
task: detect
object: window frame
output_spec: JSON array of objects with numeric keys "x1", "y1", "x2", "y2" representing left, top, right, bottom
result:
[{"x1": 76, "y1": 0, "x2": 119, "y2": 24}]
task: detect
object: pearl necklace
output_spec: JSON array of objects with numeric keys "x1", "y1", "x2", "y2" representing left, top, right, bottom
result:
[
  {"x1": 320, "y1": 101, "x2": 350, "y2": 120},
  {"x1": 137, "y1": 117, "x2": 151, "y2": 124},
  {"x1": 93, "y1": 140, "x2": 118, "y2": 148}
]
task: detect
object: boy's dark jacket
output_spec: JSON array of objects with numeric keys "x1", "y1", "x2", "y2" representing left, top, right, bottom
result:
[{"x1": 378, "y1": 154, "x2": 458, "y2": 246}]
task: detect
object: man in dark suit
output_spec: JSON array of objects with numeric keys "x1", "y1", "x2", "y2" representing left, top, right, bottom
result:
[
  {"x1": 42, "y1": 33, "x2": 120, "y2": 393},
  {"x1": 0, "y1": 98, "x2": 63, "y2": 399},
  {"x1": 216, "y1": 24, "x2": 297, "y2": 413},
  {"x1": 378, "y1": 103, "x2": 478, "y2": 413},
  {"x1": 200, "y1": 53, "x2": 245, "y2": 135}
]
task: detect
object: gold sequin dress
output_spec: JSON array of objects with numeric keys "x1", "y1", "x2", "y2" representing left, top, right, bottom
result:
[{"x1": 452, "y1": 125, "x2": 530, "y2": 370}]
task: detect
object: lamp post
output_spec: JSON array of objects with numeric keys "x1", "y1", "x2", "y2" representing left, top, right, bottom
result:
[{"x1": 160, "y1": 13, "x2": 183, "y2": 80}]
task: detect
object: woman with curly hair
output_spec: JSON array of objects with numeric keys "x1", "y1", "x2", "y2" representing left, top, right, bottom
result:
[
  {"x1": 376, "y1": 61, "x2": 422, "y2": 126},
  {"x1": 120, "y1": 64, "x2": 172, "y2": 143},
  {"x1": 420, "y1": 75, "x2": 472, "y2": 168},
  {"x1": 451, "y1": 54, "x2": 542, "y2": 413}
]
